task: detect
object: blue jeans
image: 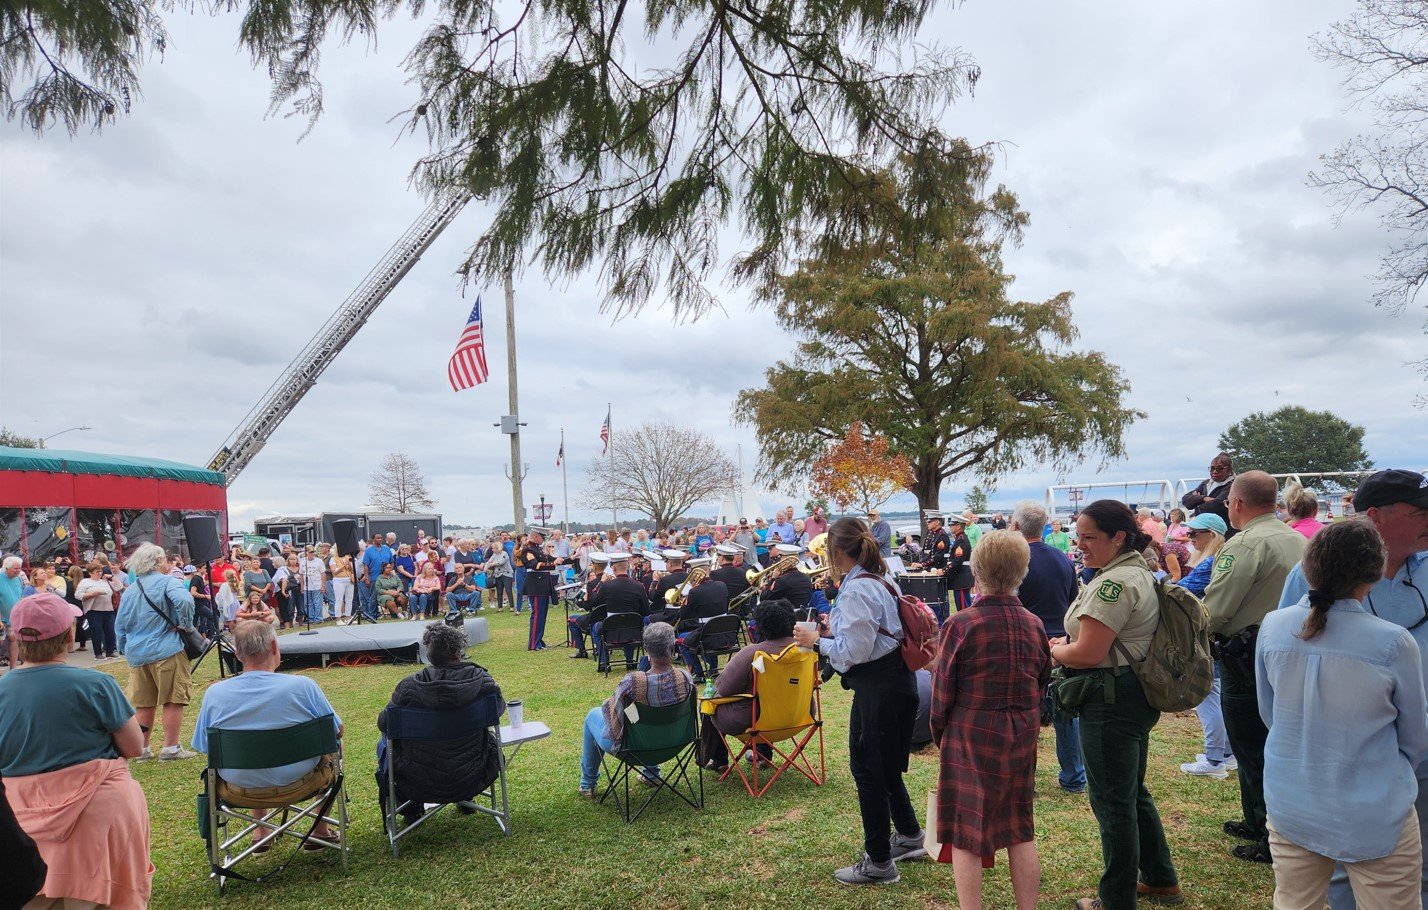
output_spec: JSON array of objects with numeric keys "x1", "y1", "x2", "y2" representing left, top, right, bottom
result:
[
  {"x1": 448, "y1": 589, "x2": 479, "y2": 611},
  {"x1": 409, "y1": 591, "x2": 438, "y2": 615},
  {"x1": 359, "y1": 580, "x2": 377, "y2": 619},
  {"x1": 676, "y1": 635, "x2": 706, "y2": 679},
  {"x1": 1329, "y1": 767, "x2": 1428, "y2": 908},
  {"x1": 1053, "y1": 712, "x2": 1086, "y2": 791},
  {"x1": 591, "y1": 621, "x2": 635, "y2": 667},
  {"x1": 323, "y1": 580, "x2": 335, "y2": 614},
  {"x1": 1194, "y1": 663, "x2": 1233, "y2": 764},
  {"x1": 304, "y1": 590, "x2": 325, "y2": 622},
  {"x1": 514, "y1": 567, "x2": 527, "y2": 614},
  {"x1": 580, "y1": 706, "x2": 658, "y2": 791}
]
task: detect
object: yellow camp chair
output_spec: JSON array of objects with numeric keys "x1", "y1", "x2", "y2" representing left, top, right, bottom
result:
[{"x1": 702, "y1": 642, "x2": 825, "y2": 797}]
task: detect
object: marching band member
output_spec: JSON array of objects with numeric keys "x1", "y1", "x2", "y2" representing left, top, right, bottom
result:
[
  {"x1": 765, "y1": 543, "x2": 814, "y2": 615},
  {"x1": 710, "y1": 544, "x2": 751, "y2": 604},
  {"x1": 567, "y1": 553, "x2": 610, "y2": 660},
  {"x1": 945, "y1": 516, "x2": 975, "y2": 613},
  {"x1": 587, "y1": 553, "x2": 649, "y2": 673},
  {"x1": 521, "y1": 530, "x2": 561, "y2": 651},
  {"x1": 674, "y1": 558, "x2": 730, "y2": 682},
  {"x1": 648, "y1": 549, "x2": 689, "y2": 616}
]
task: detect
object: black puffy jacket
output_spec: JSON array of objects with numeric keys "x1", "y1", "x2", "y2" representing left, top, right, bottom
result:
[{"x1": 377, "y1": 662, "x2": 503, "y2": 804}]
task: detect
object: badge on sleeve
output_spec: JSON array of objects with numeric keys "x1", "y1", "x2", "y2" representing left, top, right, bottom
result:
[
  {"x1": 1215, "y1": 554, "x2": 1235, "y2": 573},
  {"x1": 937, "y1": 540, "x2": 947, "y2": 550},
  {"x1": 1096, "y1": 579, "x2": 1123, "y2": 604}
]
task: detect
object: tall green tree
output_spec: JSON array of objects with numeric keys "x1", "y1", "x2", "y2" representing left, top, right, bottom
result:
[
  {"x1": 1217, "y1": 406, "x2": 1373, "y2": 476},
  {"x1": 735, "y1": 142, "x2": 1141, "y2": 517},
  {"x1": 3, "y1": 0, "x2": 976, "y2": 319}
]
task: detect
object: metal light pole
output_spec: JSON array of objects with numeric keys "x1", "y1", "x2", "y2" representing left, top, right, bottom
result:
[
  {"x1": 40, "y1": 425, "x2": 92, "y2": 445},
  {"x1": 503, "y1": 273, "x2": 526, "y2": 534}
]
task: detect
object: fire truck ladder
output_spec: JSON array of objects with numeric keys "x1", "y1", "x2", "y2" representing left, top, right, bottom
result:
[{"x1": 208, "y1": 194, "x2": 470, "y2": 485}]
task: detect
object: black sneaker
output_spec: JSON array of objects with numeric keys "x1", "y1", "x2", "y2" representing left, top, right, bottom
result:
[
  {"x1": 889, "y1": 830, "x2": 927, "y2": 862},
  {"x1": 569, "y1": 652, "x2": 589, "y2": 659},
  {"x1": 834, "y1": 855, "x2": 900, "y2": 886}
]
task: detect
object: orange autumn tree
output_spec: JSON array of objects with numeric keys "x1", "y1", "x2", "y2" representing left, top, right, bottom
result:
[{"x1": 808, "y1": 422, "x2": 915, "y2": 514}]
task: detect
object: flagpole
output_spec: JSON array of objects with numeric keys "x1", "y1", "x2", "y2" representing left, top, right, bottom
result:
[
  {"x1": 608, "y1": 403, "x2": 616, "y2": 528},
  {"x1": 560, "y1": 428, "x2": 569, "y2": 535},
  {"x1": 505, "y1": 273, "x2": 526, "y2": 535}
]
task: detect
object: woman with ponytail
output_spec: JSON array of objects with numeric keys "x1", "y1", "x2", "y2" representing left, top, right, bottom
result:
[
  {"x1": 1050, "y1": 500, "x2": 1179, "y2": 910},
  {"x1": 1257, "y1": 520, "x2": 1428, "y2": 908},
  {"x1": 793, "y1": 517, "x2": 924, "y2": 886}
]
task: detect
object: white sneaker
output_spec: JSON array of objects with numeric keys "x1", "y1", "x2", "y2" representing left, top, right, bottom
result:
[
  {"x1": 1222, "y1": 756, "x2": 1239, "y2": 771},
  {"x1": 1179, "y1": 758, "x2": 1229, "y2": 779},
  {"x1": 159, "y1": 745, "x2": 198, "y2": 761},
  {"x1": 134, "y1": 747, "x2": 154, "y2": 762}
]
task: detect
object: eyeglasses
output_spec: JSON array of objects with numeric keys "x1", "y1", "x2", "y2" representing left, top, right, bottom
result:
[{"x1": 1366, "y1": 562, "x2": 1428, "y2": 632}]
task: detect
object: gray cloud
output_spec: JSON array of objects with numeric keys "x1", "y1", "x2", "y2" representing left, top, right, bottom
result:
[{"x1": 2, "y1": 0, "x2": 1425, "y2": 531}]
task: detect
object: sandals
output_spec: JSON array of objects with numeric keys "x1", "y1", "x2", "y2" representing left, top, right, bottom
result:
[{"x1": 1232, "y1": 841, "x2": 1273, "y2": 864}]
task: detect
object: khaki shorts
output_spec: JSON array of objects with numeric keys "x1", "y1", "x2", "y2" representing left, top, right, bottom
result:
[
  {"x1": 218, "y1": 754, "x2": 340, "y2": 809},
  {"x1": 128, "y1": 650, "x2": 193, "y2": 708}
]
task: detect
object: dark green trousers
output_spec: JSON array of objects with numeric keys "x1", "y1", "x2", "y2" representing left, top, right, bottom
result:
[
  {"x1": 1219, "y1": 653, "x2": 1268, "y2": 845},
  {"x1": 1080, "y1": 669, "x2": 1178, "y2": 910}
]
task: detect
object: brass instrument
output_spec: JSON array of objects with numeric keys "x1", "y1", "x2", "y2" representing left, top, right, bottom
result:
[
  {"x1": 729, "y1": 554, "x2": 800, "y2": 612},
  {"x1": 664, "y1": 564, "x2": 711, "y2": 606}
]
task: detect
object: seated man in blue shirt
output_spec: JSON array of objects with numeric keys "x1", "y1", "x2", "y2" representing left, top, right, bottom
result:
[{"x1": 192, "y1": 620, "x2": 343, "y2": 846}]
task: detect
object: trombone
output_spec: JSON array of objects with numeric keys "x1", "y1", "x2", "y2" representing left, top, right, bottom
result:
[{"x1": 729, "y1": 554, "x2": 799, "y2": 612}]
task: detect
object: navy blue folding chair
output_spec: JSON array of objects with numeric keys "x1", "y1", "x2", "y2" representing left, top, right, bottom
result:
[{"x1": 381, "y1": 692, "x2": 510, "y2": 856}]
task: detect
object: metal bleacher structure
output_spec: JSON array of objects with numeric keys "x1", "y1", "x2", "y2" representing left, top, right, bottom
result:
[{"x1": 208, "y1": 195, "x2": 471, "y2": 485}]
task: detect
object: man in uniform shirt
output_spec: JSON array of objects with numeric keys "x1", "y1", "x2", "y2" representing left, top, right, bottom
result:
[
  {"x1": 567, "y1": 553, "x2": 610, "y2": 659},
  {"x1": 1279, "y1": 469, "x2": 1428, "y2": 908},
  {"x1": 1203, "y1": 470, "x2": 1306, "y2": 865},
  {"x1": 764, "y1": 543, "x2": 813, "y2": 615},
  {"x1": 520, "y1": 530, "x2": 560, "y2": 651},
  {"x1": 1182, "y1": 452, "x2": 1237, "y2": 532},
  {"x1": 673, "y1": 559, "x2": 730, "y2": 681},
  {"x1": 648, "y1": 549, "x2": 689, "y2": 617},
  {"x1": 588, "y1": 553, "x2": 649, "y2": 672},
  {"x1": 919, "y1": 512, "x2": 952, "y2": 573},
  {"x1": 710, "y1": 544, "x2": 751, "y2": 605},
  {"x1": 946, "y1": 516, "x2": 975, "y2": 615}
]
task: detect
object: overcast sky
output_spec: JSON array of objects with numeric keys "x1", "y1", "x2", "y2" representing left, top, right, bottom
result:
[{"x1": 2, "y1": 0, "x2": 1425, "y2": 530}]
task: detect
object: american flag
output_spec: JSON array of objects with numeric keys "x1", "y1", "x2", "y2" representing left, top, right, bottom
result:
[
  {"x1": 556, "y1": 440, "x2": 564, "y2": 468},
  {"x1": 447, "y1": 297, "x2": 489, "y2": 391},
  {"x1": 600, "y1": 409, "x2": 611, "y2": 454}
]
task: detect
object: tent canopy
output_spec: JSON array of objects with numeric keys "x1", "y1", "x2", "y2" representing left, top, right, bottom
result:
[{"x1": 0, "y1": 446, "x2": 225, "y2": 486}]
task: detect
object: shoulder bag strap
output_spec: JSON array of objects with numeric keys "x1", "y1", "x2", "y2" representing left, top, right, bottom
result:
[
  {"x1": 135, "y1": 579, "x2": 182, "y2": 632},
  {"x1": 849, "y1": 573, "x2": 902, "y2": 641}
]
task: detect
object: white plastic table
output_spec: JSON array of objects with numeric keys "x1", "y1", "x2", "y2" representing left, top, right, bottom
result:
[{"x1": 499, "y1": 720, "x2": 551, "y2": 765}]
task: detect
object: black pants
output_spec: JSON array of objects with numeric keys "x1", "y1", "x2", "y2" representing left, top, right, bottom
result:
[
  {"x1": 1220, "y1": 654, "x2": 1269, "y2": 845},
  {"x1": 89, "y1": 610, "x2": 117, "y2": 657},
  {"x1": 844, "y1": 653, "x2": 920, "y2": 863}
]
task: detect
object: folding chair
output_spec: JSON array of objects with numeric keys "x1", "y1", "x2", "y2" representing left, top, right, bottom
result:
[
  {"x1": 598, "y1": 692, "x2": 703, "y2": 823},
  {"x1": 199, "y1": 714, "x2": 348, "y2": 893},
  {"x1": 702, "y1": 643, "x2": 825, "y2": 797},
  {"x1": 381, "y1": 692, "x2": 510, "y2": 856},
  {"x1": 599, "y1": 612, "x2": 645, "y2": 675},
  {"x1": 694, "y1": 614, "x2": 747, "y2": 679}
]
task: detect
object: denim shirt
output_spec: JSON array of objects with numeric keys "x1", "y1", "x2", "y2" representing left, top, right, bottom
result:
[
  {"x1": 1280, "y1": 550, "x2": 1428, "y2": 773},
  {"x1": 1257, "y1": 597, "x2": 1428, "y2": 861},
  {"x1": 817, "y1": 564, "x2": 901, "y2": 674},
  {"x1": 115, "y1": 572, "x2": 196, "y2": 667}
]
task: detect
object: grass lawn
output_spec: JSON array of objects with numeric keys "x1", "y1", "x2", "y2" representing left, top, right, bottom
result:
[{"x1": 109, "y1": 610, "x2": 1274, "y2": 909}]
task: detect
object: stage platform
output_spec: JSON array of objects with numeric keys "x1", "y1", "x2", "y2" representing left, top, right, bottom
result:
[{"x1": 277, "y1": 617, "x2": 490, "y2": 668}]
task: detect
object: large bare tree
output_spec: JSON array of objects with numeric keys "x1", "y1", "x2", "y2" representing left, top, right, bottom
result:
[
  {"x1": 1312, "y1": 0, "x2": 1428, "y2": 402},
  {"x1": 579, "y1": 423, "x2": 736, "y2": 529},
  {"x1": 368, "y1": 452, "x2": 437, "y2": 513}
]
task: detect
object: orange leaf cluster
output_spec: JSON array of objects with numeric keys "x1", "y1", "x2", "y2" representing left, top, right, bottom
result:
[{"x1": 808, "y1": 421, "x2": 915, "y2": 513}]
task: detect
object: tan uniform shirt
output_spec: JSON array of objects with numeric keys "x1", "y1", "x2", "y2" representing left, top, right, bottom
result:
[
  {"x1": 1064, "y1": 550, "x2": 1159, "y2": 669},
  {"x1": 1203, "y1": 512, "x2": 1306, "y2": 637}
]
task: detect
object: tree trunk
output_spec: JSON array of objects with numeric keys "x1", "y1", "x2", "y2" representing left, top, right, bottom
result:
[{"x1": 912, "y1": 457, "x2": 941, "y2": 538}]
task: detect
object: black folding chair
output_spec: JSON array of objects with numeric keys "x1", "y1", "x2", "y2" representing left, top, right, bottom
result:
[
  {"x1": 695, "y1": 614, "x2": 747, "y2": 679},
  {"x1": 599, "y1": 612, "x2": 644, "y2": 675},
  {"x1": 598, "y1": 692, "x2": 703, "y2": 823},
  {"x1": 381, "y1": 692, "x2": 510, "y2": 856}
]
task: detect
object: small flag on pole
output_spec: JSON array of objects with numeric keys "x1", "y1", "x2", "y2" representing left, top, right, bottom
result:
[
  {"x1": 447, "y1": 297, "x2": 489, "y2": 391},
  {"x1": 600, "y1": 409, "x2": 611, "y2": 454},
  {"x1": 556, "y1": 439, "x2": 564, "y2": 468}
]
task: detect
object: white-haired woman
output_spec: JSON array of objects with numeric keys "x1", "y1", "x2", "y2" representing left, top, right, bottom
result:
[
  {"x1": 114, "y1": 543, "x2": 198, "y2": 761},
  {"x1": 930, "y1": 531, "x2": 1051, "y2": 910}
]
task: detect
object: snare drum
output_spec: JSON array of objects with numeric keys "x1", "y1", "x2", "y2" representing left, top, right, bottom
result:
[{"x1": 897, "y1": 572, "x2": 950, "y2": 622}]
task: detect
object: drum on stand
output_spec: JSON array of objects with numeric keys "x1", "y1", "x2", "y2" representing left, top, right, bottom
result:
[{"x1": 898, "y1": 572, "x2": 950, "y2": 623}]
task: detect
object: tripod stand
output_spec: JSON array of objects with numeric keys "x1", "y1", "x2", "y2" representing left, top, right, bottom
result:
[{"x1": 192, "y1": 629, "x2": 238, "y2": 679}]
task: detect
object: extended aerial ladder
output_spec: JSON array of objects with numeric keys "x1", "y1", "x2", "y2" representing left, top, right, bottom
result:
[{"x1": 208, "y1": 195, "x2": 470, "y2": 484}]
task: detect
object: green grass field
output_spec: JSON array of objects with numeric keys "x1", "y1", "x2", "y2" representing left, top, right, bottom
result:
[{"x1": 109, "y1": 610, "x2": 1274, "y2": 909}]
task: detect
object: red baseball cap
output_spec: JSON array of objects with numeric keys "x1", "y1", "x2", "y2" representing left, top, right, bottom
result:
[{"x1": 11, "y1": 592, "x2": 82, "y2": 641}]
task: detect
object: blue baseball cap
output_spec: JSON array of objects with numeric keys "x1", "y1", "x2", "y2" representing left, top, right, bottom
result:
[{"x1": 1186, "y1": 513, "x2": 1227, "y2": 536}]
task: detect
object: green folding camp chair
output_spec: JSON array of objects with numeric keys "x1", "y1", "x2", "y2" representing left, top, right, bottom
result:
[{"x1": 598, "y1": 692, "x2": 703, "y2": 823}]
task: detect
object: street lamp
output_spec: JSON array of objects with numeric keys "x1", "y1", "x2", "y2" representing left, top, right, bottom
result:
[{"x1": 41, "y1": 426, "x2": 92, "y2": 444}]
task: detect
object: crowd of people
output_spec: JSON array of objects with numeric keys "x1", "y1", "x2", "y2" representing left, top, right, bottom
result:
[{"x1": 0, "y1": 463, "x2": 1425, "y2": 910}]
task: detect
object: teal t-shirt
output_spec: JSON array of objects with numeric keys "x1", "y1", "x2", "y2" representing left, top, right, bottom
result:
[
  {"x1": 0, "y1": 573, "x2": 22, "y2": 624},
  {"x1": 0, "y1": 664, "x2": 134, "y2": 775}
]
